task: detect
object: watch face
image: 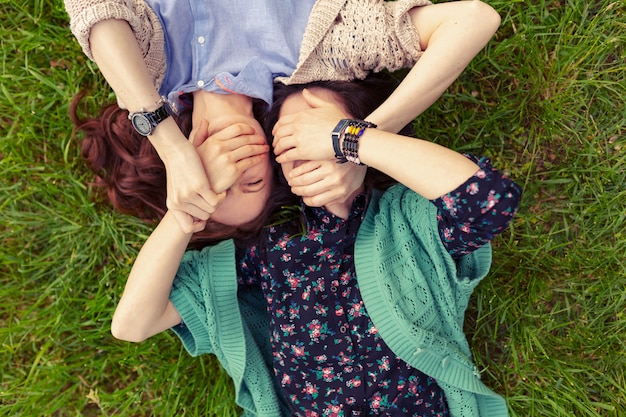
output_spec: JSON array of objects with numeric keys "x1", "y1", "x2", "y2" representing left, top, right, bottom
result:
[{"x1": 131, "y1": 114, "x2": 152, "y2": 136}]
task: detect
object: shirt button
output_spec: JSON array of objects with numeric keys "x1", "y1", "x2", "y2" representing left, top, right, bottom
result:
[
  {"x1": 196, "y1": 80, "x2": 205, "y2": 87},
  {"x1": 197, "y1": 36, "x2": 205, "y2": 44}
]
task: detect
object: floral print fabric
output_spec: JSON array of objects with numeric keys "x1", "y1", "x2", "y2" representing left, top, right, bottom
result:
[
  {"x1": 238, "y1": 156, "x2": 521, "y2": 416},
  {"x1": 435, "y1": 155, "x2": 521, "y2": 257}
]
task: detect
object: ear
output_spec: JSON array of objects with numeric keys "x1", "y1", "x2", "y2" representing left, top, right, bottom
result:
[{"x1": 189, "y1": 119, "x2": 210, "y2": 147}]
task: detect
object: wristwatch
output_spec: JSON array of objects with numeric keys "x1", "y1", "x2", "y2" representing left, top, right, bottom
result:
[
  {"x1": 331, "y1": 119, "x2": 351, "y2": 163},
  {"x1": 129, "y1": 99, "x2": 172, "y2": 136}
]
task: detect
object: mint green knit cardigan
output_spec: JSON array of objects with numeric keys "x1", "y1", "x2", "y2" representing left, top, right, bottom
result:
[{"x1": 169, "y1": 184, "x2": 509, "y2": 417}]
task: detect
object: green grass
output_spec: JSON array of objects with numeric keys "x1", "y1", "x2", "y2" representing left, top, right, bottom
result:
[{"x1": 1, "y1": 0, "x2": 624, "y2": 415}]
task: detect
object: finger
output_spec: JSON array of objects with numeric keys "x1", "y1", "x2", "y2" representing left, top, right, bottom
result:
[
  {"x1": 170, "y1": 186, "x2": 222, "y2": 217},
  {"x1": 189, "y1": 219, "x2": 208, "y2": 234},
  {"x1": 287, "y1": 161, "x2": 324, "y2": 185},
  {"x1": 275, "y1": 148, "x2": 301, "y2": 164},
  {"x1": 301, "y1": 189, "x2": 338, "y2": 208},
  {"x1": 170, "y1": 201, "x2": 211, "y2": 221},
  {"x1": 170, "y1": 209, "x2": 196, "y2": 234},
  {"x1": 231, "y1": 132, "x2": 269, "y2": 150},
  {"x1": 195, "y1": 186, "x2": 224, "y2": 208},
  {"x1": 167, "y1": 190, "x2": 212, "y2": 219},
  {"x1": 272, "y1": 136, "x2": 295, "y2": 157},
  {"x1": 290, "y1": 181, "x2": 325, "y2": 198},
  {"x1": 271, "y1": 123, "x2": 294, "y2": 147},
  {"x1": 214, "y1": 134, "x2": 268, "y2": 157},
  {"x1": 272, "y1": 113, "x2": 296, "y2": 137},
  {"x1": 211, "y1": 123, "x2": 257, "y2": 143},
  {"x1": 290, "y1": 172, "x2": 345, "y2": 198},
  {"x1": 229, "y1": 143, "x2": 270, "y2": 162},
  {"x1": 171, "y1": 209, "x2": 209, "y2": 234},
  {"x1": 235, "y1": 153, "x2": 269, "y2": 172}
]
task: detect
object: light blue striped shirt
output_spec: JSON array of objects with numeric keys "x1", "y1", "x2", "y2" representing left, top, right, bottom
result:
[{"x1": 145, "y1": 0, "x2": 316, "y2": 107}]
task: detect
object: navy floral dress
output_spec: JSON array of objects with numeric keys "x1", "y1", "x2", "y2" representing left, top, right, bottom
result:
[{"x1": 238, "y1": 156, "x2": 521, "y2": 416}]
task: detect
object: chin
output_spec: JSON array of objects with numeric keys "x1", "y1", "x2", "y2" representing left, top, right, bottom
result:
[{"x1": 212, "y1": 212, "x2": 260, "y2": 227}]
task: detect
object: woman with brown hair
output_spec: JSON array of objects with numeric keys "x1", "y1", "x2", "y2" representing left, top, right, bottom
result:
[
  {"x1": 109, "y1": 74, "x2": 521, "y2": 416},
  {"x1": 66, "y1": 0, "x2": 502, "y2": 233}
]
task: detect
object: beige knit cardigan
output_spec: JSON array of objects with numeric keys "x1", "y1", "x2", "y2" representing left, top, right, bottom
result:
[{"x1": 65, "y1": 0, "x2": 430, "y2": 94}]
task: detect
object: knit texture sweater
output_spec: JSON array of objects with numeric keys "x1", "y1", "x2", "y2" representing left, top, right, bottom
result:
[
  {"x1": 64, "y1": 0, "x2": 431, "y2": 97},
  {"x1": 169, "y1": 184, "x2": 509, "y2": 417}
]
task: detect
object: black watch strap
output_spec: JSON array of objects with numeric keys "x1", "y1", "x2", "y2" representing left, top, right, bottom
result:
[{"x1": 145, "y1": 104, "x2": 170, "y2": 126}]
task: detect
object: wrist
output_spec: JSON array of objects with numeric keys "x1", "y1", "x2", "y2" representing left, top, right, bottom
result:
[
  {"x1": 147, "y1": 119, "x2": 191, "y2": 161},
  {"x1": 331, "y1": 119, "x2": 377, "y2": 165}
]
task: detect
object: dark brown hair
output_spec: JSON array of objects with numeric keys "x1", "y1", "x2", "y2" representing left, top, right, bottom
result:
[
  {"x1": 264, "y1": 72, "x2": 410, "y2": 197},
  {"x1": 69, "y1": 93, "x2": 279, "y2": 248}
]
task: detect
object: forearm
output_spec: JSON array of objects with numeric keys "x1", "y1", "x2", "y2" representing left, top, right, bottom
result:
[
  {"x1": 112, "y1": 211, "x2": 191, "y2": 342},
  {"x1": 367, "y1": 1, "x2": 501, "y2": 133},
  {"x1": 89, "y1": 19, "x2": 189, "y2": 158},
  {"x1": 90, "y1": 19, "x2": 161, "y2": 110},
  {"x1": 357, "y1": 129, "x2": 479, "y2": 199}
]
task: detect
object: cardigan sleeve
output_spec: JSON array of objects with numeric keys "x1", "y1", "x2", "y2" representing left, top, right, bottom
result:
[
  {"x1": 168, "y1": 240, "x2": 240, "y2": 358},
  {"x1": 356, "y1": 186, "x2": 505, "y2": 417},
  {"x1": 279, "y1": 0, "x2": 431, "y2": 85},
  {"x1": 64, "y1": 0, "x2": 166, "y2": 93},
  {"x1": 168, "y1": 246, "x2": 218, "y2": 357},
  {"x1": 169, "y1": 242, "x2": 288, "y2": 416}
]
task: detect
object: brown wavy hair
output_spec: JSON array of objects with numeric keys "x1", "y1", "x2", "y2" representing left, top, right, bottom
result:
[{"x1": 69, "y1": 93, "x2": 287, "y2": 248}]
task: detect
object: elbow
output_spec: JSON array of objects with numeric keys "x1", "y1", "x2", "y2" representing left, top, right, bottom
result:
[
  {"x1": 471, "y1": 1, "x2": 502, "y2": 33},
  {"x1": 111, "y1": 311, "x2": 151, "y2": 343}
]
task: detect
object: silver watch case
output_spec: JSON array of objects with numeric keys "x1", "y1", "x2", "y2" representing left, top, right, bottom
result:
[{"x1": 129, "y1": 102, "x2": 171, "y2": 136}]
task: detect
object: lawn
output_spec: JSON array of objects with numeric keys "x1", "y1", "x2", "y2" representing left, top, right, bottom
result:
[{"x1": 1, "y1": 0, "x2": 624, "y2": 416}]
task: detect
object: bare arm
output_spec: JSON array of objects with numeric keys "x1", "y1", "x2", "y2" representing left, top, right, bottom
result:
[
  {"x1": 273, "y1": 90, "x2": 478, "y2": 199},
  {"x1": 89, "y1": 19, "x2": 215, "y2": 231},
  {"x1": 272, "y1": 1, "x2": 500, "y2": 200},
  {"x1": 111, "y1": 211, "x2": 197, "y2": 342},
  {"x1": 367, "y1": 0, "x2": 501, "y2": 132},
  {"x1": 356, "y1": 129, "x2": 479, "y2": 199},
  {"x1": 111, "y1": 120, "x2": 270, "y2": 342}
]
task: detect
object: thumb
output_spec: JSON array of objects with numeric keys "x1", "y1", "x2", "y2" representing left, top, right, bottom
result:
[
  {"x1": 190, "y1": 119, "x2": 210, "y2": 147},
  {"x1": 190, "y1": 219, "x2": 208, "y2": 234},
  {"x1": 302, "y1": 88, "x2": 333, "y2": 108}
]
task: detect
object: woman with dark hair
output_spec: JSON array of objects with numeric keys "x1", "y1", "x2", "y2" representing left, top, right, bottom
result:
[
  {"x1": 70, "y1": 90, "x2": 367, "y2": 247},
  {"x1": 66, "y1": 0, "x2": 502, "y2": 232},
  {"x1": 109, "y1": 74, "x2": 522, "y2": 416}
]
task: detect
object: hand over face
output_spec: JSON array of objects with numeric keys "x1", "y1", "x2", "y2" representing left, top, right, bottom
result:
[
  {"x1": 192, "y1": 119, "x2": 269, "y2": 194},
  {"x1": 272, "y1": 88, "x2": 349, "y2": 164},
  {"x1": 190, "y1": 119, "x2": 273, "y2": 226},
  {"x1": 285, "y1": 159, "x2": 366, "y2": 209}
]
